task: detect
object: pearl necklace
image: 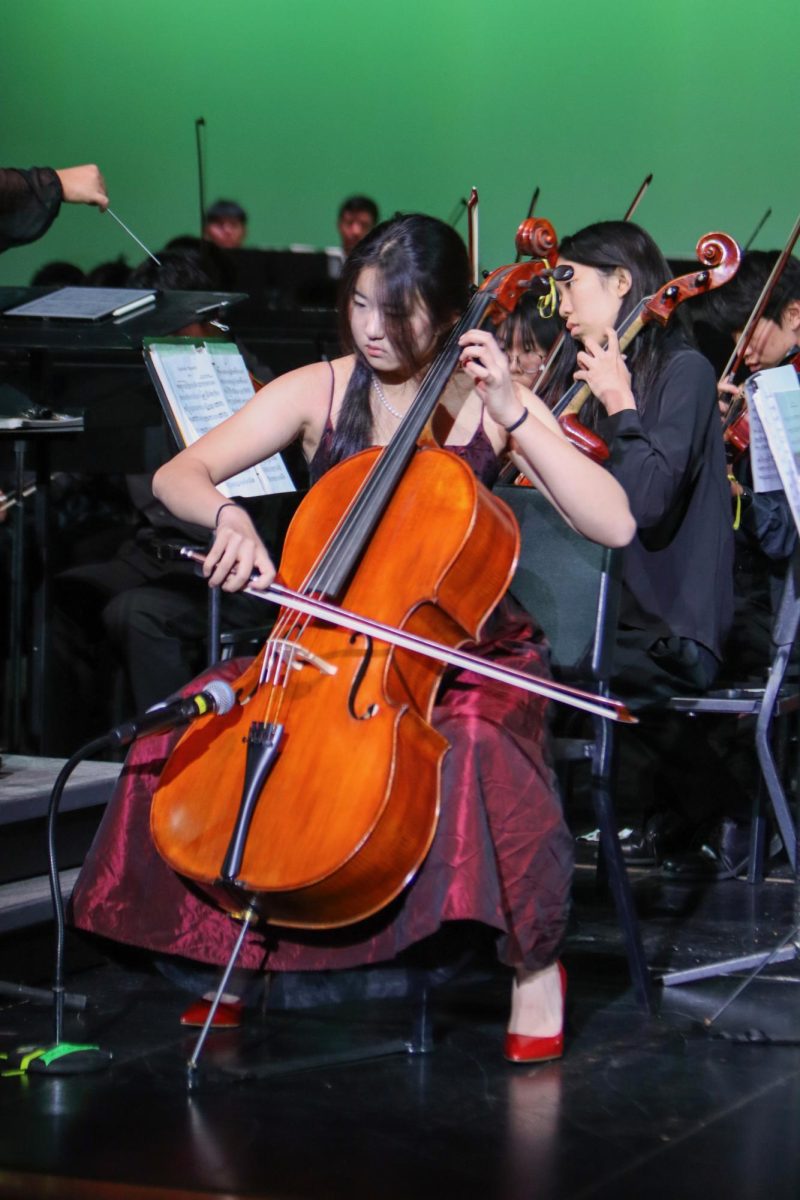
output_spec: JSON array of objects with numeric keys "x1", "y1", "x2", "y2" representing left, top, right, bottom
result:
[{"x1": 371, "y1": 373, "x2": 404, "y2": 419}]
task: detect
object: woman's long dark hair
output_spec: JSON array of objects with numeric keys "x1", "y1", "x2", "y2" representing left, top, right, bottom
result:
[
  {"x1": 326, "y1": 213, "x2": 470, "y2": 468},
  {"x1": 701, "y1": 250, "x2": 800, "y2": 336},
  {"x1": 543, "y1": 221, "x2": 694, "y2": 423}
]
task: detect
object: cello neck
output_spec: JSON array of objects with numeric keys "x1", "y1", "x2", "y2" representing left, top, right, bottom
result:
[
  {"x1": 305, "y1": 288, "x2": 495, "y2": 597},
  {"x1": 550, "y1": 302, "x2": 647, "y2": 419}
]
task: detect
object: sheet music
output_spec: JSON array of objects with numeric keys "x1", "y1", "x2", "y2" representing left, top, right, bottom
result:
[
  {"x1": 206, "y1": 343, "x2": 295, "y2": 493},
  {"x1": 145, "y1": 343, "x2": 292, "y2": 496},
  {"x1": 750, "y1": 364, "x2": 800, "y2": 537},
  {"x1": 746, "y1": 374, "x2": 783, "y2": 492}
]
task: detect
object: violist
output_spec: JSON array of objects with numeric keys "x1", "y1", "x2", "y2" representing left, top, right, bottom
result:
[
  {"x1": 543, "y1": 220, "x2": 735, "y2": 865},
  {"x1": 70, "y1": 213, "x2": 634, "y2": 1064}
]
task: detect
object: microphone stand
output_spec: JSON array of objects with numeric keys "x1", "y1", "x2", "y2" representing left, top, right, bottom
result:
[
  {"x1": 23, "y1": 682, "x2": 235, "y2": 1074},
  {"x1": 26, "y1": 735, "x2": 116, "y2": 1074}
]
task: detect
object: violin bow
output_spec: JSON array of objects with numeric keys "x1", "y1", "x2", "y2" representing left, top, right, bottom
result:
[
  {"x1": 622, "y1": 172, "x2": 654, "y2": 222},
  {"x1": 744, "y1": 207, "x2": 772, "y2": 252},
  {"x1": 467, "y1": 187, "x2": 480, "y2": 287},
  {"x1": 195, "y1": 116, "x2": 207, "y2": 237},
  {"x1": 174, "y1": 549, "x2": 636, "y2": 724},
  {"x1": 448, "y1": 196, "x2": 468, "y2": 228},
  {"x1": 719, "y1": 208, "x2": 800, "y2": 430},
  {"x1": 514, "y1": 186, "x2": 540, "y2": 263}
]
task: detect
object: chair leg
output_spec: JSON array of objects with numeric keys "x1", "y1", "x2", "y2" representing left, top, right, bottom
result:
[
  {"x1": 591, "y1": 715, "x2": 655, "y2": 1013},
  {"x1": 755, "y1": 648, "x2": 797, "y2": 871},
  {"x1": 747, "y1": 777, "x2": 767, "y2": 885}
]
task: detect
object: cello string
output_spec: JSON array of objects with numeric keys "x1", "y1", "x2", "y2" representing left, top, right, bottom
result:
[{"x1": 251, "y1": 284, "x2": 496, "y2": 729}]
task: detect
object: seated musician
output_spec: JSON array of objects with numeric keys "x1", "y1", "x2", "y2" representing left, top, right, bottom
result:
[
  {"x1": 543, "y1": 221, "x2": 735, "y2": 866},
  {"x1": 659, "y1": 250, "x2": 800, "y2": 879},
  {"x1": 46, "y1": 248, "x2": 291, "y2": 754},
  {"x1": 70, "y1": 213, "x2": 634, "y2": 1064},
  {"x1": 202, "y1": 199, "x2": 248, "y2": 251},
  {"x1": 496, "y1": 287, "x2": 563, "y2": 391}
]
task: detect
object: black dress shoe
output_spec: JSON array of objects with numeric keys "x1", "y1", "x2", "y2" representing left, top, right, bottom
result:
[
  {"x1": 662, "y1": 817, "x2": 752, "y2": 881},
  {"x1": 620, "y1": 811, "x2": 696, "y2": 866}
]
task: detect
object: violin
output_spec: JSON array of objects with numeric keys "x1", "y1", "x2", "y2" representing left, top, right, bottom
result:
[
  {"x1": 150, "y1": 222, "x2": 624, "y2": 933},
  {"x1": 720, "y1": 210, "x2": 800, "y2": 459},
  {"x1": 552, "y1": 231, "x2": 742, "y2": 440},
  {"x1": 725, "y1": 347, "x2": 800, "y2": 458}
]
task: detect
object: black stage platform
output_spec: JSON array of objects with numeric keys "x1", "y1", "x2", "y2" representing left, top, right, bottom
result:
[{"x1": 1, "y1": 862, "x2": 799, "y2": 1199}]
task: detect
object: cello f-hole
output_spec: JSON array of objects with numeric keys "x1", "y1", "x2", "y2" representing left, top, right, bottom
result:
[{"x1": 347, "y1": 634, "x2": 380, "y2": 720}]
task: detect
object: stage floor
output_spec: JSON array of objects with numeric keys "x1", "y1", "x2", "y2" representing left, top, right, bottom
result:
[{"x1": 0, "y1": 865, "x2": 799, "y2": 1199}]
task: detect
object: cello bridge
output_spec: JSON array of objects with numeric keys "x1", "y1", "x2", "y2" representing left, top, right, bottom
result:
[{"x1": 267, "y1": 638, "x2": 338, "y2": 676}]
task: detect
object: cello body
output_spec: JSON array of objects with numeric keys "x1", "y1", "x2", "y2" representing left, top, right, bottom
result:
[{"x1": 151, "y1": 446, "x2": 519, "y2": 929}]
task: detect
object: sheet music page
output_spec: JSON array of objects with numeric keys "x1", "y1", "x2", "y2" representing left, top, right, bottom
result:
[
  {"x1": 751, "y1": 364, "x2": 800, "y2": 536},
  {"x1": 746, "y1": 374, "x2": 783, "y2": 491},
  {"x1": 147, "y1": 342, "x2": 266, "y2": 498},
  {"x1": 206, "y1": 343, "x2": 295, "y2": 494}
]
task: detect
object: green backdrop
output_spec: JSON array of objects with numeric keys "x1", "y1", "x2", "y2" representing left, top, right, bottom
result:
[{"x1": 2, "y1": 0, "x2": 797, "y2": 286}]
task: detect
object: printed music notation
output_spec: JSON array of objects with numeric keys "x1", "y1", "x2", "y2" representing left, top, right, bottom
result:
[{"x1": 144, "y1": 339, "x2": 294, "y2": 497}]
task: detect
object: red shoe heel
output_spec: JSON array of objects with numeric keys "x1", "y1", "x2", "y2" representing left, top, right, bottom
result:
[
  {"x1": 504, "y1": 962, "x2": 566, "y2": 1064},
  {"x1": 180, "y1": 998, "x2": 244, "y2": 1029}
]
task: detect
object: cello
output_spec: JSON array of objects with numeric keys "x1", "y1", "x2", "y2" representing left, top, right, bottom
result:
[{"x1": 150, "y1": 219, "x2": 618, "y2": 934}]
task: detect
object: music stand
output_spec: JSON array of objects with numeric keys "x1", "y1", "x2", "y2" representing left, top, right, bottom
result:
[{"x1": 0, "y1": 287, "x2": 246, "y2": 753}]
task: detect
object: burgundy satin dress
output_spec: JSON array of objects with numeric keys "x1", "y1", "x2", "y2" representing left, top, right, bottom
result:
[{"x1": 70, "y1": 416, "x2": 573, "y2": 973}]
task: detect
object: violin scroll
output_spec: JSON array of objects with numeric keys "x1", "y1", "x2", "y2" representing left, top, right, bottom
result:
[
  {"x1": 514, "y1": 217, "x2": 558, "y2": 264},
  {"x1": 644, "y1": 231, "x2": 741, "y2": 326}
]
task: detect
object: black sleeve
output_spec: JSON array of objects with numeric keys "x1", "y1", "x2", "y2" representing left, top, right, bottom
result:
[
  {"x1": 0, "y1": 167, "x2": 63, "y2": 253},
  {"x1": 597, "y1": 351, "x2": 717, "y2": 531},
  {"x1": 741, "y1": 489, "x2": 798, "y2": 560}
]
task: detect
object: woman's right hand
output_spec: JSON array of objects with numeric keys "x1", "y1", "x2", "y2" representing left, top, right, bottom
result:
[{"x1": 204, "y1": 503, "x2": 276, "y2": 592}]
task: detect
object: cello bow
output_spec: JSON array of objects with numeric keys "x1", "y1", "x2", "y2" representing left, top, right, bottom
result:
[{"x1": 174, "y1": 546, "x2": 636, "y2": 725}]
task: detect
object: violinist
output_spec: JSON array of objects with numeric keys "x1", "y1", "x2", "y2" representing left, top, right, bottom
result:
[
  {"x1": 71, "y1": 213, "x2": 634, "y2": 1064},
  {"x1": 709, "y1": 250, "x2": 799, "y2": 587},
  {"x1": 496, "y1": 287, "x2": 562, "y2": 391},
  {"x1": 660, "y1": 251, "x2": 800, "y2": 880},
  {"x1": 545, "y1": 220, "x2": 735, "y2": 865}
]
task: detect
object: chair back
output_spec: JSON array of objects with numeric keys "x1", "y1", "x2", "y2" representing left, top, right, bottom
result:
[{"x1": 494, "y1": 487, "x2": 622, "y2": 682}]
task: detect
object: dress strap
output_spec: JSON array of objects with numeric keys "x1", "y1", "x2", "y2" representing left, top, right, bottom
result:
[{"x1": 323, "y1": 359, "x2": 335, "y2": 430}]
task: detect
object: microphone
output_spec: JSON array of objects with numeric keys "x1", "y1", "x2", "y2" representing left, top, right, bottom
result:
[{"x1": 106, "y1": 679, "x2": 236, "y2": 748}]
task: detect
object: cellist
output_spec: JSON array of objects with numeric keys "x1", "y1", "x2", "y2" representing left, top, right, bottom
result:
[{"x1": 71, "y1": 213, "x2": 634, "y2": 1064}]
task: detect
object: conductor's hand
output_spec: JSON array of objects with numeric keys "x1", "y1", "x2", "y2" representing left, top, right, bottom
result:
[
  {"x1": 204, "y1": 503, "x2": 276, "y2": 593},
  {"x1": 55, "y1": 164, "x2": 109, "y2": 211}
]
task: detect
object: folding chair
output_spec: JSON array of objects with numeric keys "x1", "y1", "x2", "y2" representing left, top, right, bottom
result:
[
  {"x1": 666, "y1": 545, "x2": 800, "y2": 880},
  {"x1": 495, "y1": 485, "x2": 655, "y2": 1012}
]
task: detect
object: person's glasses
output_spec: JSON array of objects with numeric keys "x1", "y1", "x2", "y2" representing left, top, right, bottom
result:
[{"x1": 505, "y1": 347, "x2": 545, "y2": 376}]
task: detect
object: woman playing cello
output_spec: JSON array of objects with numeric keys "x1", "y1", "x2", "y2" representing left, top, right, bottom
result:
[{"x1": 71, "y1": 214, "x2": 634, "y2": 1063}]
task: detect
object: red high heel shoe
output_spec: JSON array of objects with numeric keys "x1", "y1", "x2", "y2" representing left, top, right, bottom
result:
[
  {"x1": 504, "y1": 961, "x2": 566, "y2": 1064},
  {"x1": 180, "y1": 997, "x2": 244, "y2": 1029}
]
